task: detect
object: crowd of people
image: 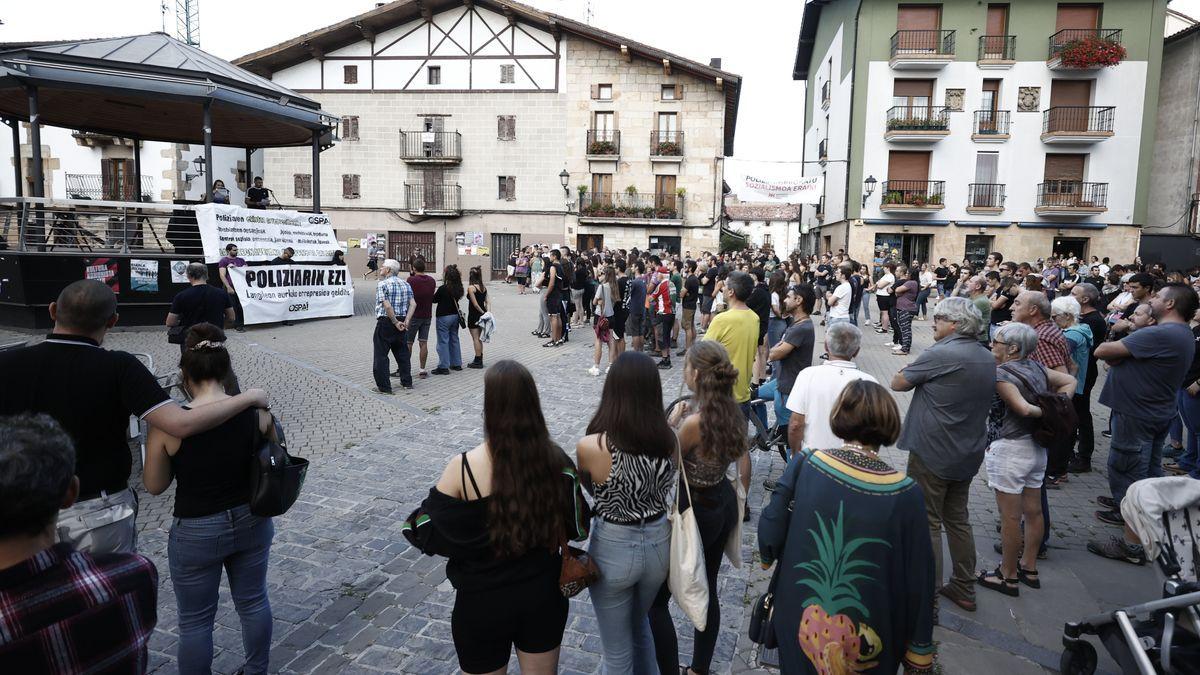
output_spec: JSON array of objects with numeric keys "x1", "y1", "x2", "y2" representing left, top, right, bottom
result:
[{"x1": 1, "y1": 237, "x2": 1198, "y2": 674}]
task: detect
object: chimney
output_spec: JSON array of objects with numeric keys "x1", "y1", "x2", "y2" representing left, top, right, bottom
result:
[{"x1": 709, "y1": 58, "x2": 722, "y2": 69}]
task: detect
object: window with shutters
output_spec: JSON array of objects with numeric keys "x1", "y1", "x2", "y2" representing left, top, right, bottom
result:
[
  {"x1": 343, "y1": 174, "x2": 361, "y2": 199},
  {"x1": 497, "y1": 115, "x2": 516, "y2": 141},
  {"x1": 498, "y1": 176, "x2": 516, "y2": 201},
  {"x1": 500, "y1": 64, "x2": 515, "y2": 83},
  {"x1": 594, "y1": 83, "x2": 612, "y2": 100},
  {"x1": 343, "y1": 65, "x2": 358, "y2": 84},
  {"x1": 294, "y1": 174, "x2": 313, "y2": 199},
  {"x1": 341, "y1": 116, "x2": 359, "y2": 141},
  {"x1": 661, "y1": 84, "x2": 678, "y2": 100},
  {"x1": 428, "y1": 66, "x2": 441, "y2": 85},
  {"x1": 100, "y1": 158, "x2": 137, "y2": 200}
]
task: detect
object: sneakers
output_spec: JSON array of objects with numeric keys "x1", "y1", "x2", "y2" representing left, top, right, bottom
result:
[
  {"x1": 883, "y1": 341, "x2": 895, "y2": 347},
  {"x1": 1095, "y1": 509, "x2": 1125, "y2": 526},
  {"x1": 370, "y1": 386, "x2": 395, "y2": 396},
  {"x1": 657, "y1": 358, "x2": 672, "y2": 370},
  {"x1": 1096, "y1": 495, "x2": 1117, "y2": 510},
  {"x1": 1067, "y1": 458, "x2": 1091, "y2": 473},
  {"x1": 1087, "y1": 536, "x2": 1146, "y2": 565},
  {"x1": 450, "y1": 365, "x2": 463, "y2": 371},
  {"x1": 586, "y1": 366, "x2": 601, "y2": 377},
  {"x1": 431, "y1": 368, "x2": 451, "y2": 375}
]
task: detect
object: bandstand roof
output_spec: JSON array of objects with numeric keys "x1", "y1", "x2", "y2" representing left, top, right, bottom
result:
[{"x1": 0, "y1": 32, "x2": 337, "y2": 148}]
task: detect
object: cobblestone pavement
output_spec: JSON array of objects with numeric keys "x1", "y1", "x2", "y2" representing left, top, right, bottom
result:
[{"x1": 1, "y1": 281, "x2": 1164, "y2": 674}]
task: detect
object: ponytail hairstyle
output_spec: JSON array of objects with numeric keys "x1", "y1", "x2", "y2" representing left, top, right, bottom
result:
[
  {"x1": 483, "y1": 360, "x2": 570, "y2": 557},
  {"x1": 180, "y1": 322, "x2": 232, "y2": 386},
  {"x1": 443, "y1": 264, "x2": 464, "y2": 300},
  {"x1": 685, "y1": 341, "x2": 746, "y2": 465},
  {"x1": 469, "y1": 265, "x2": 485, "y2": 289}
]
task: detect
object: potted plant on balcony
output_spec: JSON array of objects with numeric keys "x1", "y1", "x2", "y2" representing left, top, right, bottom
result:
[
  {"x1": 577, "y1": 185, "x2": 588, "y2": 198},
  {"x1": 624, "y1": 185, "x2": 638, "y2": 197},
  {"x1": 928, "y1": 194, "x2": 943, "y2": 206},
  {"x1": 675, "y1": 187, "x2": 687, "y2": 199},
  {"x1": 656, "y1": 140, "x2": 681, "y2": 156},
  {"x1": 1057, "y1": 35, "x2": 1126, "y2": 68},
  {"x1": 588, "y1": 140, "x2": 617, "y2": 154}
]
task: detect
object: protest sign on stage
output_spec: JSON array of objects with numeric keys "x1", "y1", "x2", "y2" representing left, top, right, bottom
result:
[
  {"x1": 195, "y1": 204, "x2": 340, "y2": 264},
  {"x1": 227, "y1": 264, "x2": 354, "y2": 325}
]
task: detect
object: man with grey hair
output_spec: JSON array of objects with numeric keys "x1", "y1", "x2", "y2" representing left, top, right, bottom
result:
[
  {"x1": 785, "y1": 322, "x2": 878, "y2": 453},
  {"x1": 891, "y1": 296, "x2": 995, "y2": 613},
  {"x1": 166, "y1": 262, "x2": 235, "y2": 354},
  {"x1": 372, "y1": 259, "x2": 416, "y2": 395},
  {"x1": 1068, "y1": 283, "x2": 1109, "y2": 473},
  {"x1": 0, "y1": 414, "x2": 159, "y2": 671}
]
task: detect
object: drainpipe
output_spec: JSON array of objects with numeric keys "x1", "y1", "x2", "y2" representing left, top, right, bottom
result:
[
  {"x1": 843, "y1": 0, "x2": 863, "y2": 254},
  {"x1": 1188, "y1": 35, "x2": 1200, "y2": 235}
]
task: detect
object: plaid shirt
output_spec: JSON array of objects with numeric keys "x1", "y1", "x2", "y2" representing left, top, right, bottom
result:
[
  {"x1": 1031, "y1": 319, "x2": 1070, "y2": 371},
  {"x1": 0, "y1": 543, "x2": 158, "y2": 674},
  {"x1": 375, "y1": 275, "x2": 413, "y2": 319}
]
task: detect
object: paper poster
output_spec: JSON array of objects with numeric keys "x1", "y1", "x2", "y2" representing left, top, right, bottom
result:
[
  {"x1": 170, "y1": 260, "x2": 190, "y2": 283},
  {"x1": 227, "y1": 264, "x2": 354, "y2": 325},
  {"x1": 85, "y1": 258, "x2": 120, "y2": 294},
  {"x1": 194, "y1": 204, "x2": 339, "y2": 264},
  {"x1": 455, "y1": 231, "x2": 486, "y2": 255},
  {"x1": 348, "y1": 238, "x2": 360, "y2": 248},
  {"x1": 130, "y1": 259, "x2": 159, "y2": 292}
]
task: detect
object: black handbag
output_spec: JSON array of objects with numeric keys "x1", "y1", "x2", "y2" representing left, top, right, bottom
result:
[
  {"x1": 749, "y1": 564, "x2": 782, "y2": 649},
  {"x1": 248, "y1": 411, "x2": 309, "y2": 517}
]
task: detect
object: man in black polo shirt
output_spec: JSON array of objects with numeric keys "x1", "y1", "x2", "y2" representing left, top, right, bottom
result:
[
  {"x1": 0, "y1": 280, "x2": 268, "y2": 554},
  {"x1": 244, "y1": 177, "x2": 270, "y2": 209},
  {"x1": 166, "y1": 263, "x2": 234, "y2": 354}
]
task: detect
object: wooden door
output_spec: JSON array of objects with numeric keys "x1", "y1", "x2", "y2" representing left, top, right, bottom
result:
[
  {"x1": 655, "y1": 175, "x2": 677, "y2": 211},
  {"x1": 1056, "y1": 3, "x2": 1100, "y2": 30},
  {"x1": 388, "y1": 231, "x2": 437, "y2": 272},
  {"x1": 1048, "y1": 80, "x2": 1093, "y2": 132},
  {"x1": 577, "y1": 234, "x2": 604, "y2": 251},
  {"x1": 897, "y1": 5, "x2": 941, "y2": 30},
  {"x1": 986, "y1": 4, "x2": 1009, "y2": 34},
  {"x1": 1043, "y1": 154, "x2": 1086, "y2": 205},
  {"x1": 980, "y1": 80, "x2": 1001, "y2": 131},
  {"x1": 424, "y1": 169, "x2": 444, "y2": 209},
  {"x1": 591, "y1": 173, "x2": 612, "y2": 205}
]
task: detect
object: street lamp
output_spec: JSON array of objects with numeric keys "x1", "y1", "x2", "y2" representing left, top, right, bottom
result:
[
  {"x1": 185, "y1": 156, "x2": 206, "y2": 183},
  {"x1": 862, "y1": 175, "x2": 877, "y2": 207},
  {"x1": 559, "y1": 169, "x2": 570, "y2": 196}
]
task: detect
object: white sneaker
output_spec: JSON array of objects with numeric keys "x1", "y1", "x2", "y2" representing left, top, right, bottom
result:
[
  {"x1": 892, "y1": 346, "x2": 905, "y2": 353},
  {"x1": 883, "y1": 342, "x2": 894, "y2": 347},
  {"x1": 587, "y1": 366, "x2": 600, "y2": 377}
]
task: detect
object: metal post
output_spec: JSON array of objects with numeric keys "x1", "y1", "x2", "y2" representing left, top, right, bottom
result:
[
  {"x1": 133, "y1": 138, "x2": 143, "y2": 203},
  {"x1": 27, "y1": 87, "x2": 43, "y2": 198},
  {"x1": 6, "y1": 118, "x2": 22, "y2": 197},
  {"x1": 311, "y1": 130, "x2": 321, "y2": 213},
  {"x1": 244, "y1": 147, "x2": 253, "y2": 198},
  {"x1": 202, "y1": 99, "x2": 214, "y2": 201}
]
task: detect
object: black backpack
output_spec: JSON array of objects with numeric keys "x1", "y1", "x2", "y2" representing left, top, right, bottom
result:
[{"x1": 1001, "y1": 364, "x2": 1078, "y2": 448}]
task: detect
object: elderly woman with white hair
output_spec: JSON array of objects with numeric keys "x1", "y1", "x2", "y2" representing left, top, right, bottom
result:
[{"x1": 979, "y1": 322, "x2": 1075, "y2": 598}]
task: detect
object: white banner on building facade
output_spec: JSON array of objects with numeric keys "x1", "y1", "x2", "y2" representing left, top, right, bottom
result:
[
  {"x1": 195, "y1": 204, "x2": 339, "y2": 264},
  {"x1": 228, "y1": 264, "x2": 354, "y2": 325},
  {"x1": 726, "y1": 159, "x2": 824, "y2": 204}
]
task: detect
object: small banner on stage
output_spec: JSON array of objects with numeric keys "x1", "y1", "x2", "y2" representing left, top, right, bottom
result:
[
  {"x1": 195, "y1": 204, "x2": 340, "y2": 264},
  {"x1": 228, "y1": 264, "x2": 354, "y2": 325}
]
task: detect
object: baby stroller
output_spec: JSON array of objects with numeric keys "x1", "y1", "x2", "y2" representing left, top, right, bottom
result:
[{"x1": 1060, "y1": 477, "x2": 1200, "y2": 674}]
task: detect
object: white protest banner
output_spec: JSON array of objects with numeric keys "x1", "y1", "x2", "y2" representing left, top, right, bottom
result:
[
  {"x1": 195, "y1": 204, "x2": 339, "y2": 264},
  {"x1": 228, "y1": 264, "x2": 354, "y2": 325},
  {"x1": 725, "y1": 159, "x2": 824, "y2": 204}
]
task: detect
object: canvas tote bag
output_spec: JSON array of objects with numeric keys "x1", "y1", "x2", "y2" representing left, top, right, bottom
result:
[{"x1": 669, "y1": 439, "x2": 710, "y2": 631}]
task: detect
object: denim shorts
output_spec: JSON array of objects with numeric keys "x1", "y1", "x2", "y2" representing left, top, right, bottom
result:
[{"x1": 405, "y1": 316, "x2": 431, "y2": 343}]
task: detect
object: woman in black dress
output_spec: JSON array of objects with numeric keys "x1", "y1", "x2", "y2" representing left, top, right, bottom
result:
[{"x1": 466, "y1": 266, "x2": 489, "y2": 370}]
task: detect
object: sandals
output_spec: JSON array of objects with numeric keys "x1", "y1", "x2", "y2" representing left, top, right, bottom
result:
[
  {"x1": 542, "y1": 339, "x2": 565, "y2": 348},
  {"x1": 1017, "y1": 566, "x2": 1041, "y2": 589},
  {"x1": 977, "y1": 566, "x2": 1019, "y2": 597}
]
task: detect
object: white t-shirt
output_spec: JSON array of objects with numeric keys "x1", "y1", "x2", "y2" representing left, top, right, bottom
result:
[
  {"x1": 919, "y1": 271, "x2": 935, "y2": 289},
  {"x1": 876, "y1": 273, "x2": 895, "y2": 296},
  {"x1": 785, "y1": 361, "x2": 879, "y2": 451},
  {"x1": 828, "y1": 281, "x2": 851, "y2": 319}
]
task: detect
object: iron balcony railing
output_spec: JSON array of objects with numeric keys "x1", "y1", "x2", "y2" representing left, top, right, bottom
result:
[
  {"x1": 579, "y1": 191, "x2": 684, "y2": 220},
  {"x1": 886, "y1": 106, "x2": 950, "y2": 131},
  {"x1": 821, "y1": 80, "x2": 831, "y2": 107},
  {"x1": 974, "y1": 110, "x2": 1011, "y2": 135},
  {"x1": 650, "y1": 130, "x2": 684, "y2": 156},
  {"x1": 398, "y1": 130, "x2": 462, "y2": 161},
  {"x1": 587, "y1": 129, "x2": 621, "y2": 155},
  {"x1": 881, "y1": 180, "x2": 945, "y2": 207},
  {"x1": 1048, "y1": 28, "x2": 1123, "y2": 60},
  {"x1": 1037, "y1": 181, "x2": 1109, "y2": 208},
  {"x1": 64, "y1": 173, "x2": 155, "y2": 201},
  {"x1": 978, "y1": 35, "x2": 1016, "y2": 60},
  {"x1": 1, "y1": 197, "x2": 210, "y2": 254},
  {"x1": 891, "y1": 30, "x2": 956, "y2": 58},
  {"x1": 818, "y1": 138, "x2": 828, "y2": 160},
  {"x1": 403, "y1": 183, "x2": 462, "y2": 213},
  {"x1": 1043, "y1": 106, "x2": 1115, "y2": 134},
  {"x1": 968, "y1": 183, "x2": 1006, "y2": 209}
]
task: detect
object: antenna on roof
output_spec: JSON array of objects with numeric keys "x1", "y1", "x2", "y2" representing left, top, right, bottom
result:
[
  {"x1": 175, "y1": 0, "x2": 200, "y2": 47},
  {"x1": 586, "y1": 0, "x2": 593, "y2": 25},
  {"x1": 160, "y1": 1, "x2": 169, "y2": 33}
]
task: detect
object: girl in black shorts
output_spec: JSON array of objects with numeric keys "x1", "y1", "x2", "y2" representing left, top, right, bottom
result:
[{"x1": 403, "y1": 361, "x2": 590, "y2": 674}]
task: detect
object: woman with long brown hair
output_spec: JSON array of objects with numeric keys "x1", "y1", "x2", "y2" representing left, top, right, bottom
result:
[
  {"x1": 650, "y1": 340, "x2": 745, "y2": 675},
  {"x1": 433, "y1": 264, "x2": 464, "y2": 375},
  {"x1": 403, "y1": 360, "x2": 589, "y2": 675},
  {"x1": 466, "y1": 266, "x2": 489, "y2": 369},
  {"x1": 588, "y1": 263, "x2": 622, "y2": 376},
  {"x1": 577, "y1": 351, "x2": 677, "y2": 672}
]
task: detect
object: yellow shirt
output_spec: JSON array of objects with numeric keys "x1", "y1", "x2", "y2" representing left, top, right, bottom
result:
[{"x1": 704, "y1": 308, "x2": 760, "y2": 403}]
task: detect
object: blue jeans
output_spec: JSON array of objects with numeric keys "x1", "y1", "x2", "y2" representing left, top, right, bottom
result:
[
  {"x1": 169, "y1": 505, "x2": 274, "y2": 675},
  {"x1": 587, "y1": 516, "x2": 670, "y2": 675},
  {"x1": 916, "y1": 288, "x2": 931, "y2": 317},
  {"x1": 1175, "y1": 388, "x2": 1200, "y2": 477},
  {"x1": 861, "y1": 294, "x2": 872, "y2": 322},
  {"x1": 754, "y1": 378, "x2": 791, "y2": 431},
  {"x1": 1107, "y1": 412, "x2": 1169, "y2": 504},
  {"x1": 435, "y1": 314, "x2": 462, "y2": 369}
]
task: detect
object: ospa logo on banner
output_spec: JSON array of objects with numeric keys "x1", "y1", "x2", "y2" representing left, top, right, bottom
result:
[
  {"x1": 229, "y1": 264, "x2": 354, "y2": 325},
  {"x1": 195, "y1": 204, "x2": 340, "y2": 264}
]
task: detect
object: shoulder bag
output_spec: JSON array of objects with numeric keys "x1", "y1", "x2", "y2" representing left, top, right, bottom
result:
[
  {"x1": 999, "y1": 363, "x2": 1078, "y2": 449},
  {"x1": 749, "y1": 451, "x2": 805, "y2": 648},
  {"x1": 669, "y1": 439, "x2": 710, "y2": 631},
  {"x1": 558, "y1": 462, "x2": 599, "y2": 598},
  {"x1": 248, "y1": 410, "x2": 309, "y2": 517}
]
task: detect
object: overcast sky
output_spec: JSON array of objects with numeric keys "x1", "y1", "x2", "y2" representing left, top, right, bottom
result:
[{"x1": 0, "y1": 0, "x2": 806, "y2": 161}]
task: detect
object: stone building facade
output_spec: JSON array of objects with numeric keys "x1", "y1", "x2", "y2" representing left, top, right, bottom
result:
[{"x1": 234, "y1": 0, "x2": 740, "y2": 274}]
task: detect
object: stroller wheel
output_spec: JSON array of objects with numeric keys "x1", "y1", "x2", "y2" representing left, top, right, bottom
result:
[{"x1": 1059, "y1": 642, "x2": 1098, "y2": 675}]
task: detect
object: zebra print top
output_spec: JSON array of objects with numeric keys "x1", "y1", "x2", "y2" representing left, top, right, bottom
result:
[{"x1": 592, "y1": 436, "x2": 676, "y2": 523}]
